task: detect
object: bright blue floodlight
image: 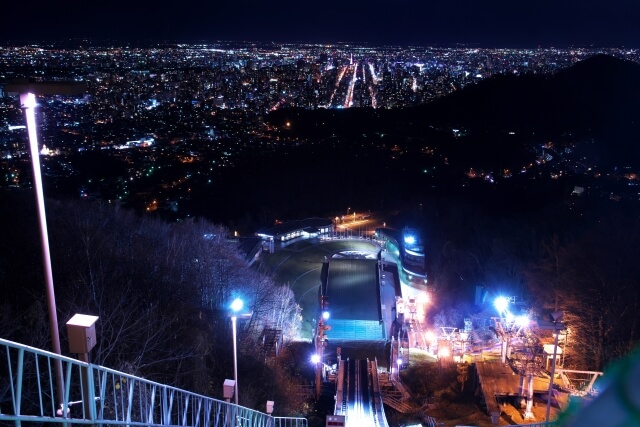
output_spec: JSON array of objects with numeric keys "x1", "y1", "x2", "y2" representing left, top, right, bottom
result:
[
  {"x1": 404, "y1": 235, "x2": 415, "y2": 245},
  {"x1": 494, "y1": 296, "x2": 509, "y2": 314},
  {"x1": 322, "y1": 311, "x2": 330, "y2": 320},
  {"x1": 311, "y1": 354, "x2": 321, "y2": 364},
  {"x1": 230, "y1": 297, "x2": 244, "y2": 406},
  {"x1": 231, "y1": 298, "x2": 244, "y2": 313}
]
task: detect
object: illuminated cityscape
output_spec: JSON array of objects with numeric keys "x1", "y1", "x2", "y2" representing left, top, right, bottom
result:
[{"x1": 1, "y1": 42, "x2": 640, "y2": 226}]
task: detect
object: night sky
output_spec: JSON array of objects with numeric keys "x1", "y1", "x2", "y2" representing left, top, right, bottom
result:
[{"x1": 1, "y1": 0, "x2": 639, "y2": 47}]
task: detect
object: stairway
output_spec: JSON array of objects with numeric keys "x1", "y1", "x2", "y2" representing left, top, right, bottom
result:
[{"x1": 378, "y1": 371, "x2": 419, "y2": 414}]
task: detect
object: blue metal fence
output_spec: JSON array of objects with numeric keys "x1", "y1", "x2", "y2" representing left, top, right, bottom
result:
[{"x1": 0, "y1": 338, "x2": 307, "y2": 427}]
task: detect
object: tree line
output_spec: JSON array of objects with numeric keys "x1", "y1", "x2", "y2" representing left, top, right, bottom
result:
[
  {"x1": 0, "y1": 189, "x2": 305, "y2": 415},
  {"x1": 415, "y1": 190, "x2": 640, "y2": 372}
]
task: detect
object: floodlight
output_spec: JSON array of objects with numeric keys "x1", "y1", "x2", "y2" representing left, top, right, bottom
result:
[
  {"x1": 494, "y1": 296, "x2": 509, "y2": 313},
  {"x1": 231, "y1": 298, "x2": 243, "y2": 312},
  {"x1": 515, "y1": 315, "x2": 529, "y2": 327},
  {"x1": 311, "y1": 354, "x2": 321, "y2": 364}
]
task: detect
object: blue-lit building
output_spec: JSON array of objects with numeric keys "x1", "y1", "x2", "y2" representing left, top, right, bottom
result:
[
  {"x1": 400, "y1": 227, "x2": 427, "y2": 280},
  {"x1": 374, "y1": 226, "x2": 427, "y2": 281}
]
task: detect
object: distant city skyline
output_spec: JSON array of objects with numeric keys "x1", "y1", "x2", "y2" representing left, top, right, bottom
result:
[
  {"x1": 1, "y1": 42, "x2": 639, "y2": 225},
  {"x1": 1, "y1": 0, "x2": 639, "y2": 48}
]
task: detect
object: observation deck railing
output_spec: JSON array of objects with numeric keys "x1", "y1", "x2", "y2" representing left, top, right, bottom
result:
[{"x1": 0, "y1": 337, "x2": 307, "y2": 427}]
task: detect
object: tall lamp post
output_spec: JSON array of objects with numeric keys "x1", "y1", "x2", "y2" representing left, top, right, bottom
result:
[
  {"x1": 22, "y1": 91, "x2": 65, "y2": 406},
  {"x1": 230, "y1": 298, "x2": 244, "y2": 406},
  {"x1": 311, "y1": 354, "x2": 321, "y2": 399},
  {"x1": 314, "y1": 304, "x2": 330, "y2": 400},
  {"x1": 11, "y1": 81, "x2": 86, "y2": 412},
  {"x1": 543, "y1": 311, "x2": 565, "y2": 423}
]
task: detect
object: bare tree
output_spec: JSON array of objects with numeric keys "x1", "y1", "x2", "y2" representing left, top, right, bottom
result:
[{"x1": 526, "y1": 209, "x2": 640, "y2": 371}]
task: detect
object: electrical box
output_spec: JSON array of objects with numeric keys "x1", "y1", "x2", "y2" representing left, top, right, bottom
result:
[
  {"x1": 223, "y1": 379, "x2": 236, "y2": 400},
  {"x1": 66, "y1": 314, "x2": 99, "y2": 354}
]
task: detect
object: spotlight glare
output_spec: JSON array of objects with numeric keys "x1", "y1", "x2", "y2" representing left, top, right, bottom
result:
[{"x1": 494, "y1": 296, "x2": 509, "y2": 313}]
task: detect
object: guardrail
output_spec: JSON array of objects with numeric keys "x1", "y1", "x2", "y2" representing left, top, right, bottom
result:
[
  {"x1": 0, "y1": 337, "x2": 306, "y2": 427},
  {"x1": 519, "y1": 423, "x2": 556, "y2": 427},
  {"x1": 369, "y1": 360, "x2": 389, "y2": 427}
]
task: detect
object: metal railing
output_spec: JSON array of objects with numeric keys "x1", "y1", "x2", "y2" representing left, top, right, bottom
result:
[
  {"x1": 0, "y1": 337, "x2": 307, "y2": 427},
  {"x1": 519, "y1": 423, "x2": 556, "y2": 427},
  {"x1": 369, "y1": 360, "x2": 389, "y2": 427}
]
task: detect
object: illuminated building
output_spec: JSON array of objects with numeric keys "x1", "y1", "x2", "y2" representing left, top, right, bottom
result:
[{"x1": 401, "y1": 227, "x2": 427, "y2": 280}]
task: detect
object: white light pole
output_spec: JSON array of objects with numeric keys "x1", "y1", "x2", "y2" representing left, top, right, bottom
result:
[
  {"x1": 21, "y1": 92, "x2": 66, "y2": 410},
  {"x1": 545, "y1": 329, "x2": 560, "y2": 421},
  {"x1": 544, "y1": 311, "x2": 564, "y2": 423},
  {"x1": 311, "y1": 353, "x2": 321, "y2": 399},
  {"x1": 231, "y1": 298, "x2": 243, "y2": 406},
  {"x1": 562, "y1": 328, "x2": 570, "y2": 367},
  {"x1": 10, "y1": 80, "x2": 86, "y2": 413}
]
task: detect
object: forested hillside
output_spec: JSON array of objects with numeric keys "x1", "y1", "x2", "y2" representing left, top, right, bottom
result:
[{"x1": 0, "y1": 190, "x2": 305, "y2": 414}]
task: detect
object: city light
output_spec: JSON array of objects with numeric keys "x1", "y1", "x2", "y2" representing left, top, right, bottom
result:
[{"x1": 311, "y1": 354, "x2": 321, "y2": 364}]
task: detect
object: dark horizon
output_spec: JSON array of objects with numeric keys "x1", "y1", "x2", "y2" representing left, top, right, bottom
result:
[{"x1": 1, "y1": 0, "x2": 639, "y2": 49}]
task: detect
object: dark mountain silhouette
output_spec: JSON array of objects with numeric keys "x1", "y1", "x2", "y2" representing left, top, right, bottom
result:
[
  {"x1": 423, "y1": 53, "x2": 640, "y2": 134},
  {"x1": 266, "y1": 54, "x2": 640, "y2": 167},
  {"x1": 203, "y1": 55, "x2": 640, "y2": 226}
]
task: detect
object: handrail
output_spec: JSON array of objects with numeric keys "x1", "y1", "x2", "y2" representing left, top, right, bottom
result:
[
  {"x1": 0, "y1": 337, "x2": 306, "y2": 427},
  {"x1": 370, "y1": 359, "x2": 389, "y2": 427},
  {"x1": 333, "y1": 358, "x2": 346, "y2": 416}
]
